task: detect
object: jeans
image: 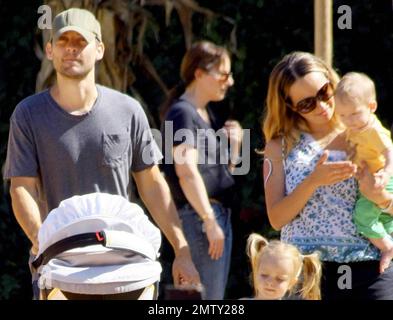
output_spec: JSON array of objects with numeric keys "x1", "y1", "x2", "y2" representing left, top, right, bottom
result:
[{"x1": 178, "y1": 202, "x2": 232, "y2": 300}]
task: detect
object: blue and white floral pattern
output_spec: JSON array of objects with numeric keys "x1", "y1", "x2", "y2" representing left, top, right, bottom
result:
[{"x1": 281, "y1": 133, "x2": 379, "y2": 262}]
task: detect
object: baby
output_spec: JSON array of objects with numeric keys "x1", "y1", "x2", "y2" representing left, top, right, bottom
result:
[
  {"x1": 335, "y1": 72, "x2": 393, "y2": 273},
  {"x1": 246, "y1": 233, "x2": 322, "y2": 300}
]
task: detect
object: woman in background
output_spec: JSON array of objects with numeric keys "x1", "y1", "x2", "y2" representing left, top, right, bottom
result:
[{"x1": 160, "y1": 41, "x2": 242, "y2": 299}]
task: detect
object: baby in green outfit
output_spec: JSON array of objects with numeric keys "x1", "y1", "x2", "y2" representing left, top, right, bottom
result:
[{"x1": 335, "y1": 72, "x2": 393, "y2": 273}]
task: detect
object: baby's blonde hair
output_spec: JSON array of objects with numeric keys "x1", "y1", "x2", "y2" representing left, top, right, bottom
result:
[
  {"x1": 335, "y1": 72, "x2": 377, "y2": 107},
  {"x1": 246, "y1": 233, "x2": 322, "y2": 300}
]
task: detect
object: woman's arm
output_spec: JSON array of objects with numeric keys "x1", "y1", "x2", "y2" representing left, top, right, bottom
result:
[
  {"x1": 264, "y1": 138, "x2": 357, "y2": 230},
  {"x1": 174, "y1": 144, "x2": 225, "y2": 260},
  {"x1": 374, "y1": 148, "x2": 393, "y2": 188},
  {"x1": 357, "y1": 164, "x2": 393, "y2": 215},
  {"x1": 382, "y1": 148, "x2": 393, "y2": 174}
]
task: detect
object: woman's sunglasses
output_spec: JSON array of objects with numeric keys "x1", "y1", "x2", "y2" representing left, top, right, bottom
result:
[{"x1": 286, "y1": 82, "x2": 334, "y2": 114}]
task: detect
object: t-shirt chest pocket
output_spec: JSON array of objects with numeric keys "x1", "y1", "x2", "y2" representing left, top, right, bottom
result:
[{"x1": 102, "y1": 132, "x2": 131, "y2": 168}]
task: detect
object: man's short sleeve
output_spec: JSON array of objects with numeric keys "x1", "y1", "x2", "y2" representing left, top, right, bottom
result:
[
  {"x1": 3, "y1": 104, "x2": 39, "y2": 179},
  {"x1": 130, "y1": 103, "x2": 163, "y2": 172}
]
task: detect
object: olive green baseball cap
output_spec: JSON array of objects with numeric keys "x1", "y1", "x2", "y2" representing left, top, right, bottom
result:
[{"x1": 52, "y1": 8, "x2": 102, "y2": 43}]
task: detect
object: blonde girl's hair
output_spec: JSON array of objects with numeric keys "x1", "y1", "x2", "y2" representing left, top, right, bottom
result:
[
  {"x1": 262, "y1": 51, "x2": 341, "y2": 156},
  {"x1": 246, "y1": 233, "x2": 322, "y2": 300}
]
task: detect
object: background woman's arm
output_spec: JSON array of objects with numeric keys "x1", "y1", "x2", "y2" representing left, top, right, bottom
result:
[{"x1": 174, "y1": 144, "x2": 225, "y2": 260}]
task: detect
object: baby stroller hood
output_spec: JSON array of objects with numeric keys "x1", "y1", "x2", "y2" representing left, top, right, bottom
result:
[{"x1": 35, "y1": 193, "x2": 162, "y2": 295}]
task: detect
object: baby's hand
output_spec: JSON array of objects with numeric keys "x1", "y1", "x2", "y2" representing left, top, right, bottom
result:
[{"x1": 374, "y1": 170, "x2": 391, "y2": 189}]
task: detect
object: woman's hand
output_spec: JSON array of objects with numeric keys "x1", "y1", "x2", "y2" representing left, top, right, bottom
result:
[
  {"x1": 224, "y1": 120, "x2": 243, "y2": 169},
  {"x1": 374, "y1": 169, "x2": 392, "y2": 189},
  {"x1": 224, "y1": 120, "x2": 243, "y2": 145},
  {"x1": 203, "y1": 217, "x2": 225, "y2": 260},
  {"x1": 357, "y1": 163, "x2": 392, "y2": 209},
  {"x1": 308, "y1": 151, "x2": 357, "y2": 188}
]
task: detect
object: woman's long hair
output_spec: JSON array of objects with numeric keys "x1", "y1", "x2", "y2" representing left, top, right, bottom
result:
[
  {"x1": 262, "y1": 51, "x2": 341, "y2": 155},
  {"x1": 159, "y1": 41, "x2": 230, "y2": 121}
]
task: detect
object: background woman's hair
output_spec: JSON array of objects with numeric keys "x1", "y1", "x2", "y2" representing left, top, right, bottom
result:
[
  {"x1": 159, "y1": 40, "x2": 230, "y2": 121},
  {"x1": 262, "y1": 51, "x2": 341, "y2": 155}
]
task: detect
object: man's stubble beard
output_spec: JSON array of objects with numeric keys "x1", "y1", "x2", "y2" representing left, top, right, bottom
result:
[
  {"x1": 54, "y1": 58, "x2": 94, "y2": 80},
  {"x1": 58, "y1": 66, "x2": 91, "y2": 80}
]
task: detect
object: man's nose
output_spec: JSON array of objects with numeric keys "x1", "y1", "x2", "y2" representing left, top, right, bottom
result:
[
  {"x1": 65, "y1": 46, "x2": 77, "y2": 53},
  {"x1": 65, "y1": 41, "x2": 79, "y2": 53}
]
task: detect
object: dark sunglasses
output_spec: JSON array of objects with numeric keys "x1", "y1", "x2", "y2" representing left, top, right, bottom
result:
[{"x1": 286, "y1": 82, "x2": 334, "y2": 114}]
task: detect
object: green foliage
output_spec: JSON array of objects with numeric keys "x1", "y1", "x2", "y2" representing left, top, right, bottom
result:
[
  {"x1": 0, "y1": 189, "x2": 31, "y2": 299},
  {"x1": 1, "y1": 274, "x2": 21, "y2": 299}
]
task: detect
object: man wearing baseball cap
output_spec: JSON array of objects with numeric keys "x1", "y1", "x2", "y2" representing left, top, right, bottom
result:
[
  {"x1": 4, "y1": 8, "x2": 200, "y2": 299},
  {"x1": 51, "y1": 8, "x2": 102, "y2": 43}
]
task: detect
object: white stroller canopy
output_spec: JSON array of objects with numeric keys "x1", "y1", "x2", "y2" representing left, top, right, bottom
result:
[{"x1": 35, "y1": 193, "x2": 162, "y2": 295}]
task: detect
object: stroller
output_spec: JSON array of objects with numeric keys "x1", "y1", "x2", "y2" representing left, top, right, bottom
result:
[{"x1": 32, "y1": 193, "x2": 162, "y2": 300}]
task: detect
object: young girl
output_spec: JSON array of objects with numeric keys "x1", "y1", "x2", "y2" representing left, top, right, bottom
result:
[{"x1": 246, "y1": 233, "x2": 322, "y2": 300}]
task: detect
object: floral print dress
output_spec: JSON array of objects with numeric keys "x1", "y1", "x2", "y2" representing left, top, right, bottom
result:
[{"x1": 281, "y1": 132, "x2": 379, "y2": 262}]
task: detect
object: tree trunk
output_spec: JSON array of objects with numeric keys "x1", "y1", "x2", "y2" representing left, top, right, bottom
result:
[{"x1": 314, "y1": 0, "x2": 333, "y2": 66}]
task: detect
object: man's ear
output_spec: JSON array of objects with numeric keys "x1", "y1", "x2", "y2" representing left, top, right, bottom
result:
[
  {"x1": 46, "y1": 41, "x2": 53, "y2": 60},
  {"x1": 96, "y1": 41, "x2": 105, "y2": 61},
  {"x1": 369, "y1": 100, "x2": 377, "y2": 113}
]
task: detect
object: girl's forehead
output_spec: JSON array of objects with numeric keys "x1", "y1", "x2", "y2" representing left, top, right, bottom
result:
[{"x1": 259, "y1": 252, "x2": 295, "y2": 268}]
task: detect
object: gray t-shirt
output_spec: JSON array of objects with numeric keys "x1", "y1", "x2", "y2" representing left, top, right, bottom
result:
[{"x1": 4, "y1": 85, "x2": 162, "y2": 216}]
